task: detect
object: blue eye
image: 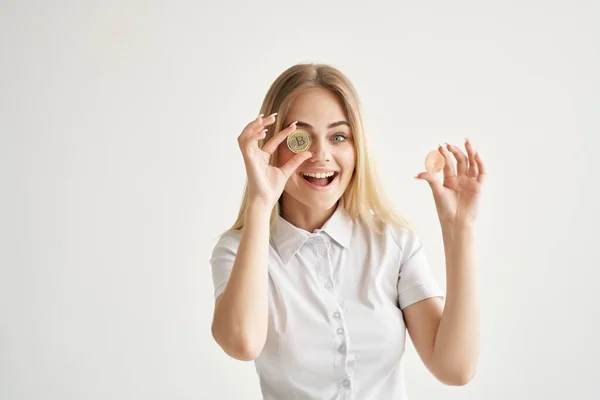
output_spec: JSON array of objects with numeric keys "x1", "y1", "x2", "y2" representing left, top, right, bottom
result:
[{"x1": 333, "y1": 134, "x2": 347, "y2": 142}]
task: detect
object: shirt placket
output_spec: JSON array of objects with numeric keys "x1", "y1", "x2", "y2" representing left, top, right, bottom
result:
[{"x1": 312, "y1": 233, "x2": 355, "y2": 399}]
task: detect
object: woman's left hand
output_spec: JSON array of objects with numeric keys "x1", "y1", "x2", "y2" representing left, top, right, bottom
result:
[{"x1": 415, "y1": 138, "x2": 486, "y2": 226}]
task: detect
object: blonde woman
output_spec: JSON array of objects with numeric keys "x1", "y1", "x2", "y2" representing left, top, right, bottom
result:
[{"x1": 210, "y1": 63, "x2": 485, "y2": 399}]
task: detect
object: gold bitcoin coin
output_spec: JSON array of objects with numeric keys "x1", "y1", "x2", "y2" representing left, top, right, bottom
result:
[
  {"x1": 425, "y1": 150, "x2": 445, "y2": 174},
  {"x1": 287, "y1": 129, "x2": 312, "y2": 153}
]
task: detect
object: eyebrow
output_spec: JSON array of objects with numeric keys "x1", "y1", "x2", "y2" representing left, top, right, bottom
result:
[{"x1": 295, "y1": 121, "x2": 350, "y2": 129}]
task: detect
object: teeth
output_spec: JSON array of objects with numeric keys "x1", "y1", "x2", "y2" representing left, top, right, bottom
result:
[{"x1": 302, "y1": 171, "x2": 335, "y2": 179}]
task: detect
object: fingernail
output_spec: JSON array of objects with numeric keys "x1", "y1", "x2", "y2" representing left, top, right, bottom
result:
[
  {"x1": 414, "y1": 176, "x2": 420, "y2": 179},
  {"x1": 257, "y1": 113, "x2": 264, "y2": 119},
  {"x1": 269, "y1": 112, "x2": 278, "y2": 117}
]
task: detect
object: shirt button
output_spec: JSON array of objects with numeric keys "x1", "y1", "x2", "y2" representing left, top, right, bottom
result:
[
  {"x1": 339, "y1": 378, "x2": 351, "y2": 388},
  {"x1": 332, "y1": 311, "x2": 341, "y2": 320},
  {"x1": 336, "y1": 327, "x2": 345, "y2": 335},
  {"x1": 324, "y1": 281, "x2": 332, "y2": 290},
  {"x1": 338, "y1": 344, "x2": 346, "y2": 353}
]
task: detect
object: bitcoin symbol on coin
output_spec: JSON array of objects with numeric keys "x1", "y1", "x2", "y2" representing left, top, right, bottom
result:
[{"x1": 287, "y1": 129, "x2": 312, "y2": 153}]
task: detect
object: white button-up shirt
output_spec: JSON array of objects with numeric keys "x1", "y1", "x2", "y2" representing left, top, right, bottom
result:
[{"x1": 211, "y1": 202, "x2": 445, "y2": 399}]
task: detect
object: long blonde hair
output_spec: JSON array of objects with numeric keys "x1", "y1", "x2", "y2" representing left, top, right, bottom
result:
[{"x1": 224, "y1": 63, "x2": 415, "y2": 236}]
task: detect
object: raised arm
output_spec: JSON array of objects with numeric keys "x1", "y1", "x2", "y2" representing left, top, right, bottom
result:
[{"x1": 211, "y1": 112, "x2": 312, "y2": 361}]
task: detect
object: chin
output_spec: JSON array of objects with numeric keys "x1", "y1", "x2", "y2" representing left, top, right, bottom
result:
[{"x1": 299, "y1": 196, "x2": 340, "y2": 211}]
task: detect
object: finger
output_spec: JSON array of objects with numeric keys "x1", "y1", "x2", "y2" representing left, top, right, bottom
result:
[
  {"x1": 445, "y1": 142, "x2": 468, "y2": 176},
  {"x1": 263, "y1": 120, "x2": 298, "y2": 155},
  {"x1": 465, "y1": 138, "x2": 478, "y2": 178},
  {"x1": 239, "y1": 112, "x2": 278, "y2": 141},
  {"x1": 475, "y1": 151, "x2": 486, "y2": 184},
  {"x1": 256, "y1": 129, "x2": 268, "y2": 141},
  {"x1": 240, "y1": 113, "x2": 264, "y2": 138},
  {"x1": 279, "y1": 150, "x2": 313, "y2": 179},
  {"x1": 239, "y1": 128, "x2": 268, "y2": 155},
  {"x1": 415, "y1": 171, "x2": 444, "y2": 193},
  {"x1": 438, "y1": 144, "x2": 456, "y2": 177}
]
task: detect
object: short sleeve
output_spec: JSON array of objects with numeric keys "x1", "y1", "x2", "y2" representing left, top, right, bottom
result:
[
  {"x1": 393, "y1": 227, "x2": 445, "y2": 310},
  {"x1": 210, "y1": 231, "x2": 242, "y2": 301}
]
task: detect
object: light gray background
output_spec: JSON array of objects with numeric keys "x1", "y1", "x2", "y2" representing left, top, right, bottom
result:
[{"x1": 1, "y1": 1, "x2": 598, "y2": 399}]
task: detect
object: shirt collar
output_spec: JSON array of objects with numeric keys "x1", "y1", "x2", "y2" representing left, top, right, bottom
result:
[{"x1": 271, "y1": 199, "x2": 353, "y2": 264}]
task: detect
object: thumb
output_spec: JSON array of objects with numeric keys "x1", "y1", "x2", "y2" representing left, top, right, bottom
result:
[
  {"x1": 280, "y1": 151, "x2": 313, "y2": 179},
  {"x1": 414, "y1": 172, "x2": 443, "y2": 193}
]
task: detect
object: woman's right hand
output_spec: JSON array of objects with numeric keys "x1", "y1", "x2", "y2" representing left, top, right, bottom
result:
[{"x1": 238, "y1": 113, "x2": 312, "y2": 209}]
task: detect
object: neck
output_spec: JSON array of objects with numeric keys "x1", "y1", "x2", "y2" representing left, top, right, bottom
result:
[{"x1": 280, "y1": 194, "x2": 338, "y2": 233}]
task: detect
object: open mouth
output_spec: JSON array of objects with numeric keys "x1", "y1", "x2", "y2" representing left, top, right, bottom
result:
[{"x1": 301, "y1": 172, "x2": 339, "y2": 189}]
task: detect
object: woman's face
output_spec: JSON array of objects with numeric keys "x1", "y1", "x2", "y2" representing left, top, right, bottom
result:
[{"x1": 277, "y1": 87, "x2": 356, "y2": 211}]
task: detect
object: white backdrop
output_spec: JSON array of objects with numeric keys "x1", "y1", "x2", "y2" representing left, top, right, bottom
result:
[{"x1": 1, "y1": 1, "x2": 599, "y2": 399}]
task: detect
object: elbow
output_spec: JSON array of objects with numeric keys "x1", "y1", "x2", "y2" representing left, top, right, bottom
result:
[
  {"x1": 211, "y1": 323, "x2": 264, "y2": 361},
  {"x1": 451, "y1": 370, "x2": 476, "y2": 386},
  {"x1": 229, "y1": 339, "x2": 263, "y2": 361},
  {"x1": 429, "y1": 353, "x2": 478, "y2": 386},
  {"x1": 439, "y1": 367, "x2": 476, "y2": 386}
]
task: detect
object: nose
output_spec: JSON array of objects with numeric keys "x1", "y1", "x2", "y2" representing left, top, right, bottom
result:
[{"x1": 308, "y1": 137, "x2": 331, "y2": 163}]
